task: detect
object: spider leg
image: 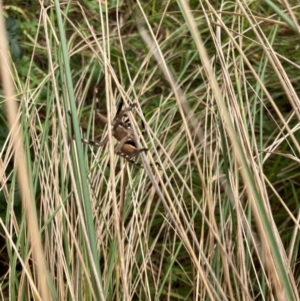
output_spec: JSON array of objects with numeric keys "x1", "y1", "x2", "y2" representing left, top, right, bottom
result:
[
  {"x1": 126, "y1": 159, "x2": 144, "y2": 168},
  {"x1": 115, "y1": 136, "x2": 132, "y2": 154},
  {"x1": 115, "y1": 103, "x2": 137, "y2": 119},
  {"x1": 116, "y1": 99, "x2": 124, "y2": 115},
  {"x1": 81, "y1": 135, "x2": 108, "y2": 147},
  {"x1": 112, "y1": 103, "x2": 137, "y2": 132}
]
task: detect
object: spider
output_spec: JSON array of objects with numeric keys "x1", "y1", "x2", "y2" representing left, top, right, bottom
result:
[{"x1": 70, "y1": 99, "x2": 148, "y2": 168}]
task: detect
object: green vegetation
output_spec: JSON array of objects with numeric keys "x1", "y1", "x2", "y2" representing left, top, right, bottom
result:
[{"x1": 0, "y1": 0, "x2": 299, "y2": 300}]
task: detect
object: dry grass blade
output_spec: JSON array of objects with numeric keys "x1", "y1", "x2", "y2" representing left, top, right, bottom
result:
[
  {"x1": 0, "y1": 1, "x2": 299, "y2": 300},
  {"x1": 0, "y1": 3, "x2": 50, "y2": 300}
]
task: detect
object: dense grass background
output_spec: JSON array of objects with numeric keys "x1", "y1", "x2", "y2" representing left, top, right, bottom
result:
[{"x1": 0, "y1": 1, "x2": 299, "y2": 300}]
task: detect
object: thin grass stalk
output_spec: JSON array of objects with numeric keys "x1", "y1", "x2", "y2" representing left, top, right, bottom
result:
[
  {"x1": 178, "y1": 1, "x2": 297, "y2": 299},
  {"x1": 0, "y1": 4, "x2": 53, "y2": 300},
  {"x1": 53, "y1": 1, "x2": 104, "y2": 299}
]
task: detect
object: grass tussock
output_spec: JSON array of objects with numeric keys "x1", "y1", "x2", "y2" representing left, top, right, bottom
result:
[{"x1": 0, "y1": 0, "x2": 299, "y2": 300}]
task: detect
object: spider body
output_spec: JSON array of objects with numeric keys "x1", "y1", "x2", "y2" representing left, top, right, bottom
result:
[{"x1": 79, "y1": 102, "x2": 148, "y2": 167}]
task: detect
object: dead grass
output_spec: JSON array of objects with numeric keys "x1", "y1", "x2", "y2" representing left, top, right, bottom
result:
[{"x1": 0, "y1": 0, "x2": 299, "y2": 300}]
